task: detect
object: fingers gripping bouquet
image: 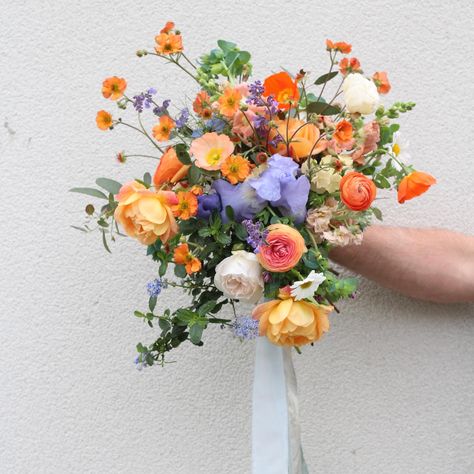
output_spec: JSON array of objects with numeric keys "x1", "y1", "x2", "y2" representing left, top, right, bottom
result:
[{"x1": 73, "y1": 23, "x2": 436, "y2": 367}]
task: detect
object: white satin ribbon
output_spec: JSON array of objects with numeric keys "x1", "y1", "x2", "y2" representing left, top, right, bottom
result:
[{"x1": 252, "y1": 337, "x2": 308, "y2": 474}]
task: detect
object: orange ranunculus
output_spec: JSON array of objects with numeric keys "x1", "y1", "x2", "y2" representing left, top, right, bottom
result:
[
  {"x1": 252, "y1": 287, "x2": 332, "y2": 347},
  {"x1": 398, "y1": 171, "x2": 436, "y2": 204},
  {"x1": 372, "y1": 71, "x2": 391, "y2": 94},
  {"x1": 193, "y1": 90, "x2": 212, "y2": 119},
  {"x1": 333, "y1": 119, "x2": 353, "y2": 145},
  {"x1": 155, "y1": 32, "x2": 183, "y2": 55},
  {"x1": 160, "y1": 21, "x2": 175, "y2": 34},
  {"x1": 257, "y1": 224, "x2": 307, "y2": 273},
  {"x1": 326, "y1": 39, "x2": 352, "y2": 54},
  {"x1": 172, "y1": 191, "x2": 198, "y2": 220},
  {"x1": 339, "y1": 57, "x2": 362, "y2": 75},
  {"x1": 220, "y1": 154, "x2": 251, "y2": 184},
  {"x1": 153, "y1": 147, "x2": 190, "y2": 186},
  {"x1": 218, "y1": 86, "x2": 242, "y2": 117},
  {"x1": 339, "y1": 171, "x2": 377, "y2": 211},
  {"x1": 263, "y1": 71, "x2": 299, "y2": 110},
  {"x1": 268, "y1": 118, "x2": 327, "y2": 161},
  {"x1": 96, "y1": 110, "x2": 113, "y2": 130},
  {"x1": 102, "y1": 76, "x2": 127, "y2": 100},
  {"x1": 152, "y1": 115, "x2": 175, "y2": 141},
  {"x1": 174, "y1": 243, "x2": 202, "y2": 274},
  {"x1": 114, "y1": 181, "x2": 178, "y2": 245}
]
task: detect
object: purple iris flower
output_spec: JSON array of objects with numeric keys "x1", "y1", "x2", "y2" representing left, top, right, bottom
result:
[{"x1": 197, "y1": 193, "x2": 222, "y2": 219}]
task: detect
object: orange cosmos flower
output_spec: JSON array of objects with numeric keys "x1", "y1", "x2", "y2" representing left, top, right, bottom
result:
[
  {"x1": 398, "y1": 171, "x2": 436, "y2": 204},
  {"x1": 218, "y1": 86, "x2": 242, "y2": 117},
  {"x1": 155, "y1": 32, "x2": 183, "y2": 55},
  {"x1": 153, "y1": 115, "x2": 175, "y2": 141},
  {"x1": 173, "y1": 243, "x2": 202, "y2": 274},
  {"x1": 333, "y1": 120, "x2": 353, "y2": 144},
  {"x1": 339, "y1": 171, "x2": 377, "y2": 211},
  {"x1": 153, "y1": 147, "x2": 190, "y2": 186},
  {"x1": 96, "y1": 110, "x2": 113, "y2": 130},
  {"x1": 220, "y1": 154, "x2": 251, "y2": 184},
  {"x1": 190, "y1": 132, "x2": 235, "y2": 170},
  {"x1": 102, "y1": 76, "x2": 127, "y2": 100},
  {"x1": 339, "y1": 57, "x2": 362, "y2": 75},
  {"x1": 172, "y1": 191, "x2": 198, "y2": 220},
  {"x1": 263, "y1": 71, "x2": 299, "y2": 110},
  {"x1": 160, "y1": 21, "x2": 175, "y2": 34},
  {"x1": 372, "y1": 71, "x2": 391, "y2": 94},
  {"x1": 326, "y1": 39, "x2": 352, "y2": 54},
  {"x1": 193, "y1": 90, "x2": 213, "y2": 119}
]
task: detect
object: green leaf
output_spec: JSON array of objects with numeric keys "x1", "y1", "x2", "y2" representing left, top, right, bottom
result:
[
  {"x1": 372, "y1": 207, "x2": 383, "y2": 221},
  {"x1": 238, "y1": 51, "x2": 251, "y2": 63},
  {"x1": 225, "y1": 205, "x2": 235, "y2": 222},
  {"x1": 149, "y1": 296, "x2": 157, "y2": 312},
  {"x1": 189, "y1": 324, "x2": 204, "y2": 345},
  {"x1": 174, "y1": 264, "x2": 187, "y2": 278},
  {"x1": 217, "y1": 39, "x2": 237, "y2": 52},
  {"x1": 159, "y1": 318, "x2": 171, "y2": 333},
  {"x1": 70, "y1": 225, "x2": 87, "y2": 233},
  {"x1": 95, "y1": 178, "x2": 122, "y2": 195},
  {"x1": 234, "y1": 223, "x2": 247, "y2": 241},
  {"x1": 143, "y1": 172, "x2": 152, "y2": 186},
  {"x1": 306, "y1": 101, "x2": 341, "y2": 116},
  {"x1": 314, "y1": 71, "x2": 338, "y2": 85},
  {"x1": 101, "y1": 229, "x2": 111, "y2": 253},
  {"x1": 188, "y1": 164, "x2": 201, "y2": 185},
  {"x1": 69, "y1": 187, "x2": 108, "y2": 200},
  {"x1": 159, "y1": 260, "x2": 168, "y2": 277},
  {"x1": 175, "y1": 143, "x2": 192, "y2": 165},
  {"x1": 134, "y1": 311, "x2": 145, "y2": 318},
  {"x1": 198, "y1": 300, "x2": 216, "y2": 316},
  {"x1": 374, "y1": 174, "x2": 391, "y2": 189}
]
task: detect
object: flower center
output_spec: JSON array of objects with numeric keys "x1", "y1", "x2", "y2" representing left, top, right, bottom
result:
[
  {"x1": 206, "y1": 148, "x2": 223, "y2": 165},
  {"x1": 393, "y1": 143, "x2": 400, "y2": 156}
]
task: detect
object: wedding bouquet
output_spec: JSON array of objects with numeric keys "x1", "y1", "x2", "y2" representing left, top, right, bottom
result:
[{"x1": 72, "y1": 22, "x2": 436, "y2": 368}]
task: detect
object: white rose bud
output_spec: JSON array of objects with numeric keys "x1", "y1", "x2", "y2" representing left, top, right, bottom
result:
[
  {"x1": 214, "y1": 250, "x2": 264, "y2": 303},
  {"x1": 342, "y1": 73, "x2": 379, "y2": 115}
]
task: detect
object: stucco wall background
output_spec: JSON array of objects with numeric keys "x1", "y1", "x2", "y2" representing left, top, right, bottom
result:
[{"x1": 1, "y1": 1, "x2": 473, "y2": 473}]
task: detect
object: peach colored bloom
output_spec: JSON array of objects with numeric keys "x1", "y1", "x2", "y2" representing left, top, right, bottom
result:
[
  {"x1": 152, "y1": 115, "x2": 175, "y2": 141},
  {"x1": 232, "y1": 105, "x2": 266, "y2": 144},
  {"x1": 351, "y1": 121, "x2": 380, "y2": 165},
  {"x1": 153, "y1": 147, "x2": 190, "y2": 186},
  {"x1": 326, "y1": 39, "x2": 352, "y2": 54},
  {"x1": 96, "y1": 110, "x2": 113, "y2": 130},
  {"x1": 220, "y1": 155, "x2": 251, "y2": 184},
  {"x1": 257, "y1": 224, "x2": 307, "y2": 273},
  {"x1": 398, "y1": 171, "x2": 436, "y2": 204},
  {"x1": 218, "y1": 86, "x2": 242, "y2": 117},
  {"x1": 172, "y1": 191, "x2": 198, "y2": 220},
  {"x1": 114, "y1": 181, "x2": 178, "y2": 245},
  {"x1": 252, "y1": 288, "x2": 332, "y2": 346},
  {"x1": 173, "y1": 243, "x2": 202, "y2": 274},
  {"x1": 339, "y1": 57, "x2": 362, "y2": 75},
  {"x1": 339, "y1": 172, "x2": 377, "y2": 211},
  {"x1": 333, "y1": 120, "x2": 353, "y2": 146},
  {"x1": 160, "y1": 21, "x2": 175, "y2": 34},
  {"x1": 263, "y1": 71, "x2": 299, "y2": 110},
  {"x1": 155, "y1": 32, "x2": 183, "y2": 55},
  {"x1": 193, "y1": 90, "x2": 213, "y2": 119},
  {"x1": 102, "y1": 76, "x2": 127, "y2": 101},
  {"x1": 190, "y1": 132, "x2": 234, "y2": 171},
  {"x1": 372, "y1": 71, "x2": 391, "y2": 94}
]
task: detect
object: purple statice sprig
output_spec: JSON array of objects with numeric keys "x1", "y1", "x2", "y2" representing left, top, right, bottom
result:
[
  {"x1": 175, "y1": 107, "x2": 189, "y2": 129},
  {"x1": 246, "y1": 80, "x2": 265, "y2": 106},
  {"x1": 231, "y1": 316, "x2": 259, "y2": 340},
  {"x1": 153, "y1": 99, "x2": 171, "y2": 116},
  {"x1": 132, "y1": 88, "x2": 157, "y2": 113},
  {"x1": 242, "y1": 219, "x2": 268, "y2": 253}
]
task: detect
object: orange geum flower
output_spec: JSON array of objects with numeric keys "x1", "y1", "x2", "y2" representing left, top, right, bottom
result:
[
  {"x1": 172, "y1": 191, "x2": 198, "y2": 220},
  {"x1": 96, "y1": 110, "x2": 113, "y2": 130},
  {"x1": 218, "y1": 86, "x2": 242, "y2": 117},
  {"x1": 372, "y1": 71, "x2": 391, "y2": 94},
  {"x1": 221, "y1": 154, "x2": 251, "y2": 184},
  {"x1": 263, "y1": 71, "x2": 299, "y2": 111},
  {"x1": 173, "y1": 243, "x2": 202, "y2": 274},
  {"x1": 398, "y1": 171, "x2": 436, "y2": 204},
  {"x1": 155, "y1": 32, "x2": 183, "y2": 55},
  {"x1": 193, "y1": 90, "x2": 213, "y2": 118},
  {"x1": 102, "y1": 76, "x2": 127, "y2": 101},
  {"x1": 326, "y1": 39, "x2": 352, "y2": 54},
  {"x1": 339, "y1": 57, "x2": 362, "y2": 75},
  {"x1": 152, "y1": 115, "x2": 176, "y2": 142},
  {"x1": 160, "y1": 21, "x2": 175, "y2": 34},
  {"x1": 333, "y1": 119, "x2": 353, "y2": 145}
]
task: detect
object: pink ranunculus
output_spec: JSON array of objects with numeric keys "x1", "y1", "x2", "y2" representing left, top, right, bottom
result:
[{"x1": 351, "y1": 121, "x2": 380, "y2": 165}]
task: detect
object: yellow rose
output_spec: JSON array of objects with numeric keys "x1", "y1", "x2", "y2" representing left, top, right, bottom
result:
[
  {"x1": 252, "y1": 288, "x2": 333, "y2": 346},
  {"x1": 114, "y1": 181, "x2": 178, "y2": 245}
]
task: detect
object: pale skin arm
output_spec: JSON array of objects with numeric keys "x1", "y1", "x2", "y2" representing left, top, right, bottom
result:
[{"x1": 329, "y1": 226, "x2": 474, "y2": 304}]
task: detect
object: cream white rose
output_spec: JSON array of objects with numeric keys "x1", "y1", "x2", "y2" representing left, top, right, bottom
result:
[
  {"x1": 342, "y1": 73, "x2": 379, "y2": 115},
  {"x1": 214, "y1": 250, "x2": 264, "y2": 303}
]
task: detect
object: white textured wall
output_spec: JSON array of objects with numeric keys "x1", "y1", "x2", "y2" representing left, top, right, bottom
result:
[{"x1": 1, "y1": 1, "x2": 473, "y2": 473}]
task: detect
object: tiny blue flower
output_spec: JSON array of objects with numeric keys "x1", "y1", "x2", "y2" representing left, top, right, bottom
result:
[
  {"x1": 146, "y1": 278, "x2": 166, "y2": 297},
  {"x1": 232, "y1": 316, "x2": 259, "y2": 340}
]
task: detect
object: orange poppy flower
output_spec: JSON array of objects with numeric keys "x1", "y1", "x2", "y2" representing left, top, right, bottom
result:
[
  {"x1": 220, "y1": 154, "x2": 251, "y2": 184},
  {"x1": 326, "y1": 40, "x2": 352, "y2": 54},
  {"x1": 102, "y1": 76, "x2": 127, "y2": 101},
  {"x1": 218, "y1": 86, "x2": 242, "y2": 117},
  {"x1": 372, "y1": 71, "x2": 391, "y2": 94},
  {"x1": 263, "y1": 71, "x2": 299, "y2": 110},
  {"x1": 153, "y1": 147, "x2": 190, "y2": 186},
  {"x1": 193, "y1": 90, "x2": 213, "y2": 118},
  {"x1": 172, "y1": 191, "x2": 198, "y2": 220},
  {"x1": 96, "y1": 110, "x2": 113, "y2": 130},
  {"x1": 152, "y1": 115, "x2": 175, "y2": 141},
  {"x1": 333, "y1": 120, "x2": 353, "y2": 144},
  {"x1": 339, "y1": 57, "x2": 362, "y2": 75},
  {"x1": 155, "y1": 32, "x2": 183, "y2": 55},
  {"x1": 398, "y1": 171, "x2": 436, "y2": 204},
  {"x1": 160, "y1": 21, "x2": 175, "y2": 34},
  {"x1": 173, "y1": 243, "x2": 202, "y2": 274}
]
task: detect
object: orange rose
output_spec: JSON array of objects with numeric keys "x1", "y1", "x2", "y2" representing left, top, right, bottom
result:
[
  {"x1": 114, "y1": 181, "x2": 178, "y2": 245},
  {"x1": 339, "y1": 171, "x2": 377, "y2": 211},
  {"x1": 153, "y1": 147, "x2": 190, "y2": 186},
  {"x1": 268, "y1": 118, "x2": 327, "y2": 162},
  {"x1": 398, "y1": 171, "x2": 436, "y2": 204},
  {"x1": 257, "y1": 224, "x2": 307, "y2": 272},
  {"x1": 102, "y1": 76, "x2": 127, "y2": 101},
  {"x1": 372, "y1": 71, "x2": 391, "y2": 94},
  {"x1": 263, "y1": 71, "x2": 299, "y2": 110}
]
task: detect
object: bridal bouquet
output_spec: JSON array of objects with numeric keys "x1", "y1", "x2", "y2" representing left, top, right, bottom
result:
[{"x1": 72, "y1": 23, "x2": 436, "y2": 367}]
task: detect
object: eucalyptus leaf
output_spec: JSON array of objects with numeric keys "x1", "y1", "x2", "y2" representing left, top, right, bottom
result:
[
  {"x1": 69, "y1": 187, "x2": 108, "y2": 200},
  {"x1": 189, "y1": 324, "x2": 204, "y2": 345},
  {"x1": 306, "y1": 101, "x2": 341, "y2": 116},
  {"x1": 143, "y1": 172, "x2": 152, "y2": 186},
  {"x1": 95, "y1": 178, "x2": 122, "y2": 195},
  {"x1": 314, "y1": 71, "x2": 338, "y2": 85}
]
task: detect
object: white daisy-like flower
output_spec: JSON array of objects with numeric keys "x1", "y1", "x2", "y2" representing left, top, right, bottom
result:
[
  {"x1": 391, "y1": 131, "x2": 411, "y2": 166},
  {"x1": 290, "y1": 271, "x2": 326, "y2": 301}
]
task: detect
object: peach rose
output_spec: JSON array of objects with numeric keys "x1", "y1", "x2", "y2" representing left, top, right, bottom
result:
[
  {"x1": 114, "y1": 181, "x2": 178, "y2": 245},
  {"x1": 257, "y1": 224, "x2": 307, "y2": 272},
  {"x1": 339, "y1": 171, "x2": 377, "y2": 211},
  {"x1": 153, "y1": 147, "x2": 190, "y2": 186},
  {"x1": 252, "y1": 288, "x2": 332, "y2": 346}
]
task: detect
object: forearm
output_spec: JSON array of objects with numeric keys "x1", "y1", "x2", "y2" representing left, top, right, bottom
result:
[{"x1": 330, "y1": 226, "x2": 474, "y2": 303}]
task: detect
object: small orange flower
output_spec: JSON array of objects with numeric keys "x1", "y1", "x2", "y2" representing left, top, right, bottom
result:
[
  {"x1": 218, "y1": 86, "x2": 242, "y2": 117},
  {"x1": 102, "y1": 76, "x2": 127, "y2": 100},
  {"x1": 193, "y1": 90, "x2": 213, "y2": 118},
  {"x1": 263, "y1": 71, "x2": 299, "y2": 111},
  {"x1": 160, "y1": 21, "x2": 175, "y2": 34},
  {"x1": 190, "y1": 185, "x2": 204, "y2": 196},
  {"x1": 172, "y1": 191, "x2": 198, "y2": 220},
  {"x1": 326, "y1": 39, "x2": 352, "y2": 54},
  {"x1": 155, "y1": 32, "x2": 183, "y2": 55},
  {"x1": 340, "y1": 172, "x2": 377, "y2": 211},
  {"x1": 333, "y1": 120, "x2": 353, "y2": 144},
  {"x1": 153, "y1": 115, "x2": 175, "y2": 141},
  {"x1": 96, "y1": 110, "x2": 113, "y2": 130},
  {"x1": 339, "y1": 57, "x2": 362, "y2": 75},
  {"x1": 398, "y1": 171, "x2": 436, "y2": 204},
  {"x1": 372, "y1": 71, "x2": 391, "y2": 94},
  {"x1": 220, "y1": 154, "x2": 251, "y2": 184},
  {"x1": 173, "y1": 243, "x2": 202, "y2": 274}
]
